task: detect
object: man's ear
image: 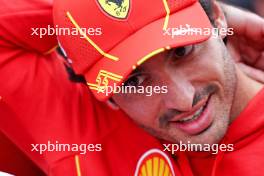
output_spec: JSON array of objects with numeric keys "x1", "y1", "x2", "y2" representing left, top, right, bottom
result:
[
  {"x1": 106, "y1": 98, "x2": 120, "y2": 110},
  {"x1": 212, "y1": 1, "x2": 228, "y2": 39}
]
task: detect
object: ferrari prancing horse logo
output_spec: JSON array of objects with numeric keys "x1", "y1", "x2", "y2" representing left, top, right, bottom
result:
[{"x1": 97, "y1": 0, "x2": 130, "y2": 19}]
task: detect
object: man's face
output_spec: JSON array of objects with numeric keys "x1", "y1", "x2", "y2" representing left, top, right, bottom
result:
[{"x1": 112, "y1": 37, "x2": 237, "y2": 145}]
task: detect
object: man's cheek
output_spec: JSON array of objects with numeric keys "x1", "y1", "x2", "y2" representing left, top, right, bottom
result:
[
  {"x1": 131, "y1": 110, "x2": 157, "y2": 127},
  {"x1": 193, "y1": 59, "x2": 224, "y2": 84}
]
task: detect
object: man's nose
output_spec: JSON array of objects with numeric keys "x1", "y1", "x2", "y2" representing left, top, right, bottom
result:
[{"x1": 162, "y1": 75, "x2": 195, "y2": 112}]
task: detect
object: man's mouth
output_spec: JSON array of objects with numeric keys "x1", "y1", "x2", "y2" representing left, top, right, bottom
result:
[
  {"x1": 177, "y1": 104, "x2": 206, "y2": 123},
  {"x1": 168, "y1": 95, "x2": 213, "y2": 135}
]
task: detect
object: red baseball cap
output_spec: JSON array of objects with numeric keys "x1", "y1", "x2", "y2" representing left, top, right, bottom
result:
[{"x1": 53, "y1": 0, "x2": 212, "y2": 101}]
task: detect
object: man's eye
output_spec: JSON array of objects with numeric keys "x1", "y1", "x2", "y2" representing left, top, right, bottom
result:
[
  {"x1": 170, "y1": 45, "x2": 194, "y2": 59},
  {"x1": 124, "y1": 75, "x2": 146, "y2": 87}
]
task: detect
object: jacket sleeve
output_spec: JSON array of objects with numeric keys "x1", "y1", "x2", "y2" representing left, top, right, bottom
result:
[{"x1": 0, "y1": 0, "x2": 101, "y2": 175}]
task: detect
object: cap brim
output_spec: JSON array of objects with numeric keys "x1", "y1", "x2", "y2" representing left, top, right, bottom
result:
[{"x1": 86, "y1": 2, "x2": 212, "y2": 101}]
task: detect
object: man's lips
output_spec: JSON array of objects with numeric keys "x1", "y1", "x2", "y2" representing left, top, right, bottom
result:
[
  {"x1": 168, "y1": 96, "x2": 209, "y2": 122},
  {"x1": 168, "y1": 95, "x2": 213, "y2": 135}
]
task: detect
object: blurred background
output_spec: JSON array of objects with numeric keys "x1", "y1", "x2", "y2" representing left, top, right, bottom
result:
[{"x1": 221, "y1": 0, "x2": 264, "y2": 17}]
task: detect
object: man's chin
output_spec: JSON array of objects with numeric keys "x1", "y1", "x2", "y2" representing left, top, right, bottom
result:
[{"x1": 168, "y1": 123, "x2": 228, "y2": 145}]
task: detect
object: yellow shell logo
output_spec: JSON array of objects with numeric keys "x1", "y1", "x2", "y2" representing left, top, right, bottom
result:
[
  {"x1": 134, "y1": 149, "x2": 175, "y2": 176},
  {"x1": 97, "y1": 0, "x2": 130, "y2": 19}
]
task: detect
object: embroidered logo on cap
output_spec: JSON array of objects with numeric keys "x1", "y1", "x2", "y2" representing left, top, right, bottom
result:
[
  {"x1": 87, "y1": 70, "x2": 123, "y2": 92},
  {"x1": 97, "y1": 0, "x2": 130, "y2": 20},
  {"x1": 134, "y1": 149, "x2": 175, "y2": 176}
]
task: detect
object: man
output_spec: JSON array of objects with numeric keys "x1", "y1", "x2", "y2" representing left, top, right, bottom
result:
[{"x1": 0, "y1": 0, "x2": 264, "y2": 176}]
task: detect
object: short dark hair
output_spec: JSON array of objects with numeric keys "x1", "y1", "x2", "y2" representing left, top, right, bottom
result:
[
  {"x1": 199, "y1": 0, "x2": 228, "y2": 44},
  {"x1": 199, "y1": 0, "x2": 215, "y2": 24}
]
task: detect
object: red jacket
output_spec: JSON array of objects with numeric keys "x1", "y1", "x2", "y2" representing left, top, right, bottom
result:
[{"x1": 0, "y1": 0, "x2": 264, "y2": 176}]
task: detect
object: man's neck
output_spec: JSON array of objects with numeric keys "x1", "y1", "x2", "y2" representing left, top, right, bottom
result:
[
  {"x1": 230, "y1": 67, "x2": 264, "y2": 122},
  {"x1": 231, "y1": 68, "x2": 264, "y2": 122}
]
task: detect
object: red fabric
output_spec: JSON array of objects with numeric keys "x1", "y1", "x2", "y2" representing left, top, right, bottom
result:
[
  {"x1": 0, "y1": 131, "x2": 45, "y2": 175},
  {"x1": 1, "y1": 0, "x2": 264, "y2": 176}
]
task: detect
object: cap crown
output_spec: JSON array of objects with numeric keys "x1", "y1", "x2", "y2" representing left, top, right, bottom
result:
[{"x1": 53, "y1": 0, "x2": 197, "y2": 74}]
